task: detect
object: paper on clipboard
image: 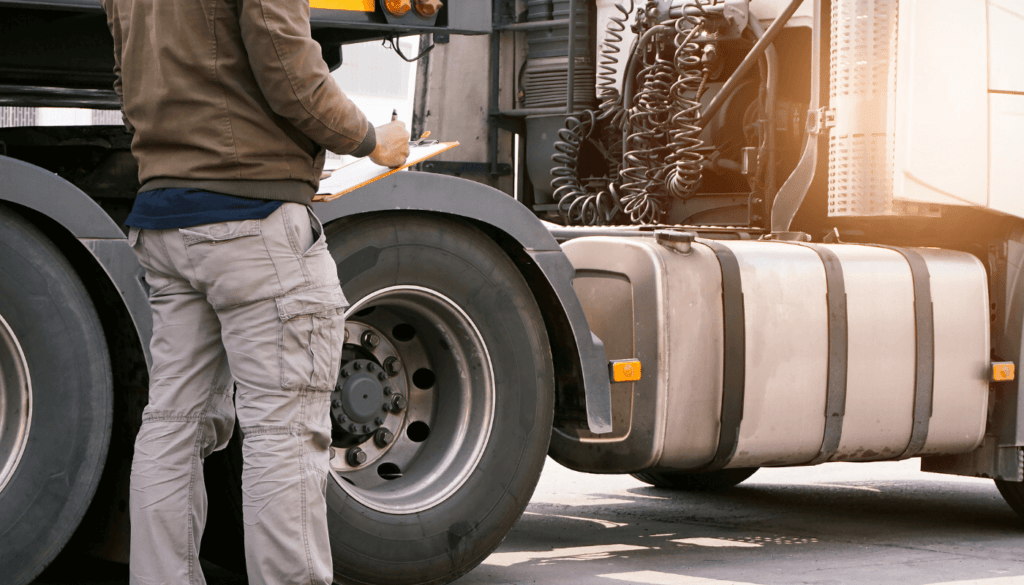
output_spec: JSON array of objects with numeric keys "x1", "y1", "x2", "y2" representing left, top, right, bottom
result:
[{"x1": 313, "y1": 141, "x2": 459, "y2": 202}]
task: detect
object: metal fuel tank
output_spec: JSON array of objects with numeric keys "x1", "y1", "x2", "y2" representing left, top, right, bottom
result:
[{"x1": 549, "y1": 234, "x2": 991, "y2": 474}]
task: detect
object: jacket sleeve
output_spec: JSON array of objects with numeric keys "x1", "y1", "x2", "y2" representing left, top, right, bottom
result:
[
  {"x1": 101, "y1": 0, "x2": 135, "y2": 133},
  {"x1": 238, "y1": 0, "x2": 376, "y2": 157}
]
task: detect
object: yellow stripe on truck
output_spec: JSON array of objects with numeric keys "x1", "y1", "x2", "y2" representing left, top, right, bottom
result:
[{"x1": 310, "y1": 0, "x2": 375, "y2": 10}]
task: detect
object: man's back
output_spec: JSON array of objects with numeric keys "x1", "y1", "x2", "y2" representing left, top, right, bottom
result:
[{"x1": 103, "y1": 0, "x2": 376, "y2": 203}]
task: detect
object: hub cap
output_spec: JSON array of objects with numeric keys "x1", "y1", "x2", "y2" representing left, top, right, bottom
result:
[
  {"x1": 330, "y1": 286, "x2": 494, "y2": 514},
  {"x1": 0, "y1": 312, "x2": 31, "y2": 495}
]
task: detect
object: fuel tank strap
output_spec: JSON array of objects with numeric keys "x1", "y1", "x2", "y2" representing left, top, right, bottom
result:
[
  {"x1": 702, "y1": 241, "x2": 746, "y2": 471},
  {"x1": 783, "y1": 243, "x2": 849, "y2": 465},
  {"x1": 869, "y1": 245, "x2": 935, "y2": 459}
]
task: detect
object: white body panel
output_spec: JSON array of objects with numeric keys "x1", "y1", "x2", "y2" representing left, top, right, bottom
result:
[
  {"x1": 828, "y1": 0, "x2": 1024, "y2": 218},
  {"x1": 892, "y1": 0, "x2": 988, "y2": 209}
]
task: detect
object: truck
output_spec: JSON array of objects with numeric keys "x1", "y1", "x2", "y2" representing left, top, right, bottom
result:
[{"x1": 1, "y1": 0, "x2": 1022, "y2": 583}]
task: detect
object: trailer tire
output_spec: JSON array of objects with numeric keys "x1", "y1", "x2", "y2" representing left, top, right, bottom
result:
[
  {"x1": 204, "y1": 213, "x2": 555, "y2": 584},
  {"x1": 632, "y1": 468, "x2": 759, "y2": 492},
  {"x1": 0, "y1": 206, "x2": 112, "y2": 585},
  {"x1": 995, "y1": 479, "x2": 1024, "y2": 520}
]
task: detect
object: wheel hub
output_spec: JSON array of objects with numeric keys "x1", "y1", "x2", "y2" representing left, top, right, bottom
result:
[
  {"x1": 333, "y1": 359, "x2": 390, "y2": 433},
  {"x1": 328, "y1": 286, "x2": 494, "y2": 515}
]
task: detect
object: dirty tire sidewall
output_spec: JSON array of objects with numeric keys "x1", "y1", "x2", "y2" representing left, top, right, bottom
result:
[
  {"x1": 326, "y1": 213, "x2": 555, "y2": 585},
  {"x1": 0, "y1": 206, "x2": 112, "y2": 585}
]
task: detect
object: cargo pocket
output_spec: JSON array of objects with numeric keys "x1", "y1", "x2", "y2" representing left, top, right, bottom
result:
[
  {"x1": 180, "y1": 220, "x2": 284, "y2": 308},
  {"x1": 277, "y1": 285, "x2": 349, "y2": 392}
]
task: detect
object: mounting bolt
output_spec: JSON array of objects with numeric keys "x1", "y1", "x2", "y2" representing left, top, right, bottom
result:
[
  {"x1": 378, "y1": 372, "x2": 388, "y2": 381},
  {"x1": 339, "y1": 415, "x2": 348, "y2": 423},
  {"x1": 348, "y1": 423, "x2": 358, "y2": 433},
  {"x1": 353, "y1": 362, "x2": 362, "y2": 371},
  {"x1": 362, "y1": 425, "x2": 371, "y2": 433},
  {"x1": 374, "y1": 428, "x2": 395, "y2": 447},
  {"x1": 390, "y1": 394, "x2": 408, "y2": 413},
  {"x1": 340, "y1": 368, "x2": 351, "y2": 378},
  {"x1": 384, "y1": 356, "x2": 403, "y2": 376},
  {"x1": 367, "y1": 363, "x2": 376, "y2": 373},
  {"x1": 346, "y1": 448, "x2": 367, "y2": 467},
  {"x1": 332, "y1": 399, "x2": 342, "y2": 409},
  {"x1": 374, "y1": 417, "x2": 385, "y2": 426},
  {"x1": 383, "y1": 386, "x2": 393, "y2": 396},
  {"x1": 361, "y1": 331, "x2": 380, "y2": 349},
  {"x1": 344, "y1": 328, "x2": 350, "y2": 342}
]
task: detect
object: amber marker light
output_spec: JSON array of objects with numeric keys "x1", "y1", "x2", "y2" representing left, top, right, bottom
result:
[
  {"x1": 384, "y1": 0, "x2": 412, "y2": 16},
  {"x1": 992, "y1": 361, "x2": 1015, "y2": 383},
  {"x1": 414, "y1": 0, "x2": 442, "y2": 17},
  {"x1": 609, "y1": 359, "x2": 642, "y2": 383}
]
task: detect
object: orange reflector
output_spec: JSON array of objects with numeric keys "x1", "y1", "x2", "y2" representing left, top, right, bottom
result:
[
  {"x1": 992, "y1": 361, "x2": 1015, "y2": 382},
  {"x1": 414, "y1": 0, "x2": 442, "y2": 17},
  {"x1": 384, "y1": 0, "x2": 412, "y2": 16},
  {"x1": 609, "y1": 359, "x2": 641, "y2": 383},
  {"x1": 309, "y1": 0, "x2": 374, "y2": 10}
]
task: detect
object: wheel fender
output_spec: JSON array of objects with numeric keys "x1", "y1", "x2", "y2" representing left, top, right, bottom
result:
[
  {"x1": 0, "y1": 156, "x2": 152, "y2": 367},
  {"x1": 313, "y1": 172, "x2": 612, "y2": 433}
]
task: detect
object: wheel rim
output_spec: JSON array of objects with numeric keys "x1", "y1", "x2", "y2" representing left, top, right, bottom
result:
[
  {"x1": 0, "y1": 312, "x2": 31, "y2": 495},
  {"x1": 329, "y1": 285, "x2": 495, "y2": 515}
]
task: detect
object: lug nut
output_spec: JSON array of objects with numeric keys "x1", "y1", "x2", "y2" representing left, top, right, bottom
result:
[
  {"x1": 383, "y1": 386, "x2": 393, "y2": 396},
  {"x1": 348, "y1": 423, "x2": 358, "y2": 433},
  {"x1": 346, "y1": 448, "x2": 367, "y2": 466},
  {"x1": 374, "y1": 428, "x2": 395, "y2": 447},
  {"x1": 390, "y1": 394, "x2": 408, "y2": 413},
  {"x1": 367, "y1": 363, "x2": 376, "y2": 373},
  {"x1": 353, "y1": 362, "x2": 362, "y2": 371},
  {"x1": 339, "y1": 415, "x2": 348, "y2": 423},
  {"x1": 362, "y1": 425, "x2": 371, "y2": 433},
  {"x1": 384, "y1": 356, "x2": 403, "y2": 376},
  {"x1": 332, "y1": 399, "x2": 342, "y2": 408},
  {"x1": 340, "y1": 368, "x2": 350, "y2": 378},
  {"x1": 361, "y1": 331, "x2": 380, "y2": 349},
  {"x1": 378, "y1": 372, "x2": 388, "y2": 381},
  {"x1": 374, "y1": 417, "x2": 385, "y2": 426}
]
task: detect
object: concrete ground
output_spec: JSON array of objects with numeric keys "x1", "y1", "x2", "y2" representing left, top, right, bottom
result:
[{"x1": 35, "y1": 458, "x2": 1024, "y2": 585}]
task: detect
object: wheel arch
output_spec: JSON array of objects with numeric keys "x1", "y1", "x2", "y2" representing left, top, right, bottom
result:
[
  {"x1": 0, "y1": 157, "x2": 151, "y2": 366},
  {"x1": 313, "y1": 172, "x2": 612, "y2": 433}
]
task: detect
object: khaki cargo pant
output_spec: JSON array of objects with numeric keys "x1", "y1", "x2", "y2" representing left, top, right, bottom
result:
[{"x1": 127, "y1": 203, "x2": 346, "y2": 585}]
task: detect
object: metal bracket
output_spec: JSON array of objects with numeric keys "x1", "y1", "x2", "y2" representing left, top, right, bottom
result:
[
  {"x1": 806, "y1": 107, "x2": 835, "y2": 135},
  {"x1": 922, "y1": 437, "x2": 1024, "y2": 482}
]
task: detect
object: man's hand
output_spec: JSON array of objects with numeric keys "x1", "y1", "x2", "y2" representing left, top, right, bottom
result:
[{"x1": 369, "y1": 121, "x2": 411, "y2": 168}]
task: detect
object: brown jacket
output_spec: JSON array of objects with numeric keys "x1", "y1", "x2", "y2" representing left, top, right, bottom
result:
[{"x1": 102, "y1": 0, "x2": 376, "y2": 203}]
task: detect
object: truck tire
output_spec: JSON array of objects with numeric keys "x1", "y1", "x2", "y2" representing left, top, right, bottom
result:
[
  {"x1": 632, "y1": 468, "x2": 759, "y2": 492},
  {"x1": 995, "y1": 479, "x2": 1024, "y2": 519},
  {"x1": 205, "y1": 213, "x2": 555, "y2": 584},
  {"x1": 0, "y1": 206, "x2": 112, "y2": 585}
]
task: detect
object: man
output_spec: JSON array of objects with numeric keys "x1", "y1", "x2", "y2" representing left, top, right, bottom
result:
[{"x1": 100, "y1": 0, "x2": 410, "y2": 582}]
